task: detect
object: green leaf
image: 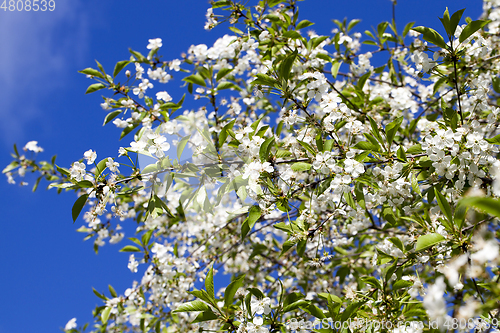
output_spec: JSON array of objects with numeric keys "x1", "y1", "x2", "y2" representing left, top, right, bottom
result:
[
  {"x1": 486, "y1": 134, "x2": 500, "y2": 144},
  {"x1": 439, "y1": 8, "x2": 451, "y2": 37},
  {"x1": 411, "y1": 173, "x2": 422, "y2": 197},
  {"x1": 32, "y1": 176, "x2": 42, "y2": 192},
  {"x1": 458, "y1": 196, "x2": 500, "y2": 219},
  {"x1": 242, "y1": 205, "x2": 262, "y2": 239},
  {"x1": 216, "y1": 68, "x2": 233, "y2": 81},
  {"x1": 192, "y1": 310, "x2": 218, "y2": 323},
  {"x1": 377, "y1": 21, "x2": 389, "y2": 38},
  {"x1": 173, "y1": 300, "x2": 211, "y2": 313},
  {"x1": 403, "y1": 22, "x2": 415, "y2": 37},
  {"x1": 95, "y1": 159, "x2": 108, "y2": 177},
  {"x1": 434, "y1": 188, "x2": 453, "y2": 225},
  {"x1": 177, "y1": 135, "x2": 190, "y2": 161},
  {"x1": 459, "y1": 20, "x2": 490, "y2": 43},
  {"x1": 108, "y1": 285, "x2": 117, "y2": 298},
  {"x1": 317, "y1": 293, "x2": 342, "y2": 303},
  {"x1": 212, "y1": 0, "x2": 231, "y2": 8},
  {"x1": 357, "y1": 71, "x2": 371, "y2": 90},
  {"x1": 385, "y1": 116, "x2": 403, "y2": 147},
  {"x1": 2, "y1": 161, "x2": 19, "y2": 173},
  {"x1": 362, "y1": 276, "x2": 382, "y2": 289},
  {"x1": 190, "y1": 289, "x2": 215, "y2": 305},
  {"x1": 393, "y1": 280, "x2": 413, "y2": 290},
  {"x1": 296, "y1": 20, "x2": 314, "y2": 30},
  {"x1": 129, "y1": 49, "x2": 146, "y2": 62},
  {"x1": 412, "y1": 26, "x2": 448, "y2": 49},
  {"x1": 95, "y1": 60, "x2": 106, "y2": 77},
  {"x1": 93, "y1": 287, "x2": 108, "y2": 300},
  {"x1": 354, "y1": 183, "x2": 365, "y2": 209},
  {"x1": 113, "y1": 60, "x2": 130, "y2": 77},
  {"x1": 406, "y1": 144, "x2": 423, "y2": 154},
  {"x1": 217, "y1": 81, "x2": 241, "y2": 91},
  {"x1": 353, "y1": 141, "x2": 380, "y2": 152},
  {"x1": 331, "y1": 61, "x2": 342, "y2": 79},
  {"x1": 119, "y1": 245, "x2": 141, "y2": 252},
  {"x1": 101, "y1": 306, "x2": 111, "y2": 324},
  {"x1": 103, "y1": 111, "x2": 122, "y2": 125},
  {"x1": 367, "y1": 116, "x2": 384, "y2": 144},
  {"x1": 449, "y1": 9, "x2": 465, "y2": 36},
  {"x1": 252, "y1": 73, "x2": 277, "y2": 87},
  {"x1": 389, "y1": 237, "x2": 405, "y2": 253},
  {"x1": 72, "y1": 194, "x2": 89, "y2": 223},
  {"x1": 283, "y1": 300, "x2": 309, "y2": 313},
  {"x1": 382, "y1": 206, "x2": 396, "y2": 225},
  {"x1": 341, "y1": 302, "x2": 360, "y2": 322},
  {"x1": 415, "y1": 233, "x2": 445, "y2": 252},
  {"x1": 224, "y1": 275, "x2": 245, "y2": 307},
  {"x1": 79, "y1": 67, "x2": 104, "y2": 79},
  {"x1": 348, "y1": 19, "x2": 361, "y2": 32},
  {"x1": 247, "y1": 287, "x2": 265, "y2": 300},
  {"x1": 77, "y1": 180, "x2": 94, "y2": 188},
  {"x1": 283, "y1": 30, "x2": 302, "y2": 39},
  {"x1": 297, "y1": 140, "x2": 316, "y2": 156},
  {"x1": 279, "y1": 50, "x2": 298, "y2": 83},
  {"x1": 206, "y1": 265, "x2": 215, "y2": 301},
  {"x1": 141, "y1": 229, "x2": 154, "y2": 247},
  {"x1": 85, "y1": 83, "x2": 106, "y2": 94},
  {"x1": 454, "y1": 204, "x2": 468, "y2": 230},
  {"x1": 259, "y1": 137, "x2": 275, "y2": 162},
  {"x1": 276, "y1": 149, "x2": 292, "y2": 158},
  {"x1": 397, "y1": 146, "x2": 407, "y2": 161},
  {"x1": 291, "y1": 162, "x2": 312, "y2": 172},
  {"x1": 493, "y1": 77, "x2": 500, "y2": 94},
  {"x1": 120, "y1": 123, "x2": 140, "y2": 140},
  {"x1": 344, "y1": 191, "x2": 356, "y2": 209},
  {"x1": 55, "y1": 165, "x2": 71, "y2": 177},
  {"x1": 183, "y1": 74, "x2": 206, "y2": 87},
  {"x1": 300, "y1": 303, "x2": 325, "y2": 319}
]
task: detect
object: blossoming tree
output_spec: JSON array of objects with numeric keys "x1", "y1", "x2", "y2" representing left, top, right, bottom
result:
[{"x1": 5, "y1": 0, "x2": 500, "y2": 332}]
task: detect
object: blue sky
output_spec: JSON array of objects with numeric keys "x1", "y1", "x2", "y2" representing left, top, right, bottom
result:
[{"x1": 0, "y1": 0, "x2": 482, "y2": 332}]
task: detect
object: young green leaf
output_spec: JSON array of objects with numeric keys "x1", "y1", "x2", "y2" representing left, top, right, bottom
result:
[
  {"x1": 459, "y1": 20, "x2": 491, "y2": 43},
  {"x1": 113, "y1": 60, "x2": 130, "y2": 77},
  {"x1": 183, "y1": 74, "x2": 206, "y2": 87},
  {"x1": 403, "y1": 22, "x2": 415, "y2": 37},
  {"x1": 79, "y1": 68, "x2": 104, "y2": 79},
  {"x1": 192, "y1": 310, "x2": 218, "y2": 323},
  {"x1": 216, "y1": 68, "x2": 233, "y2": 81},
  {"x1": 393, "y1": 280, "x2": 413, "y2": 290},
  {"x1": 85, "y1": 83, "x2": 106, "y2": 94},
  {"x1": 206, "y1": 265, "x2": 215, "y2": 301},
  {"x1": 103, "y1": 111, "x2": 122, "y2": 126},
  {"x1": 385, "y1": 116, "x2": 403, "y2": 147},
  {"x1": 173, "y1": 300, "x2": 211, "y2": 313},
  {"x1": 291, "y1": 162, "x2": 312, "y2": 172},
  {"x1": 296, "y1": 20, "x2": 314, "y2": 30},
  {"x1": 415, "y1": 233, "x2": 445, "y2": 252},
  {"x1": 458, "y1": 196, "x2": 500, "y2": 219},
  {"x1": 101, "y1": 306, "x2": 111, "y2": 324},
  {"x1": 119, "y1": 245, "x2": 141, "y2": 252},
  {"x1": 72, "y1": 194, "x2": 89, "y2": 223},
  {"x1": 449, "y1": 8, "x2": 465, "y2": 36},
  {"x1": 259, "y1": 137, "x2": 275, "y2": 162},
  {"x1": 486, "y1": 134, "x2": 500, "y2": 144},
  {"x1": 412, "y1": 26, "x2": 448, "y2": 49},
  {"x1": 439, "y1": 7, "x2": 451, "y2": 37},
  {"x1": 177, "y1": 135, "x2": 190, "y2": 161},
  {"x1": 224, "y1": 275, "x2": 246, "y2": 307},
  {"x1": 434, "y1": 188, "x2": 453, "y2": 225}
]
